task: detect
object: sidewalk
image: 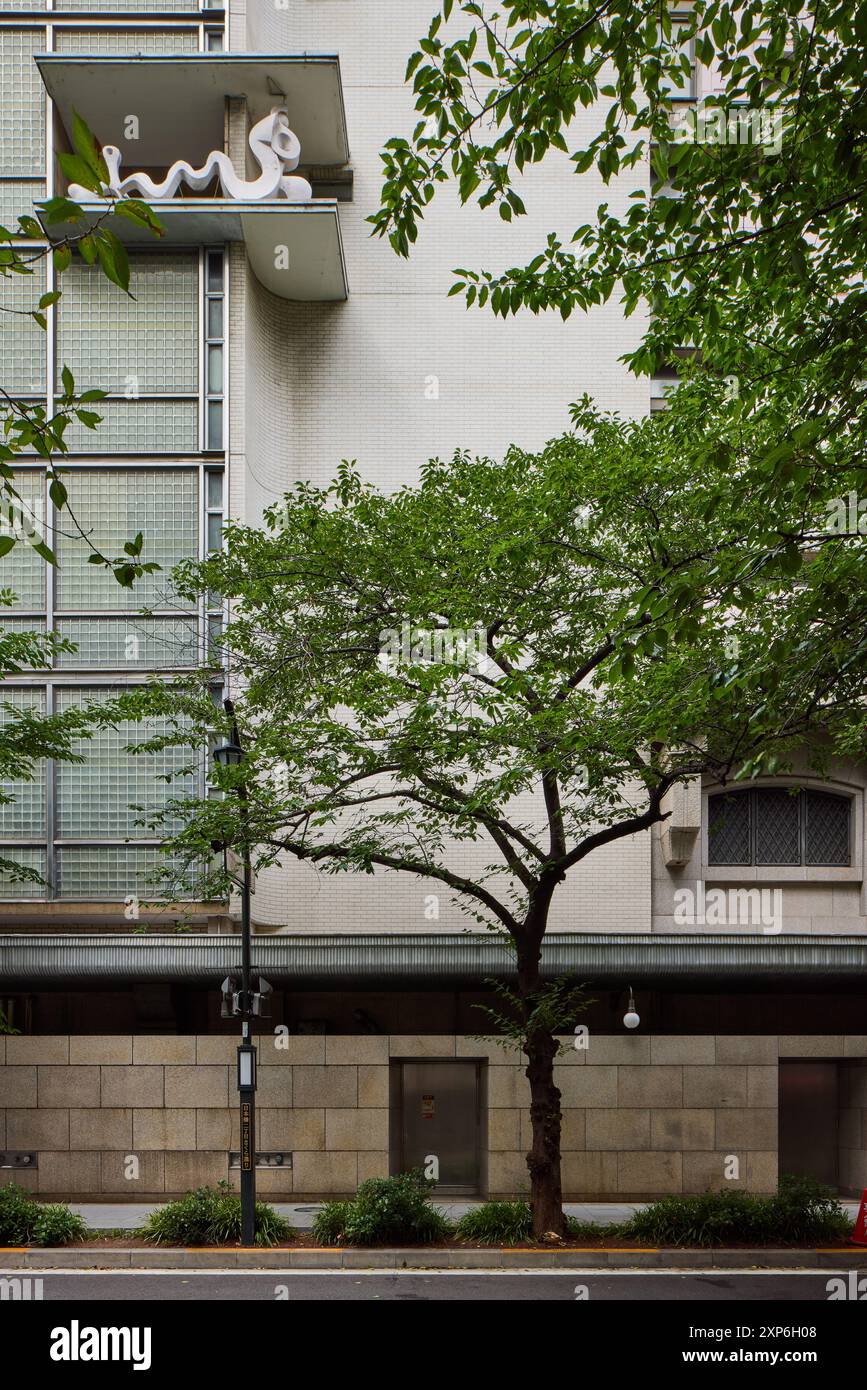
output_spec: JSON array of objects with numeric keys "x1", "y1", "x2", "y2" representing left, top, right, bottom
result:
[
  {"x1": 67, "y1": 1200, "x2": 648, "y2": 1230},
  {"x1": 64, "y1": 1199, "x2": 864, "y2": 1231}
]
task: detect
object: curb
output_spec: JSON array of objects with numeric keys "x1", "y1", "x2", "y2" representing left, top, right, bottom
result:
[{"x1": 1, "y1": 1247, "x2": 866, "y2": 1271}]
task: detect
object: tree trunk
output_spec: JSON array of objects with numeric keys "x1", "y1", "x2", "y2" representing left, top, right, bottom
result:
[
  {"x1": 524, "y1": 1025, "x2": 565, "y2": 1238},
  {"x1": 518, "y1": 931, "x2": 565, "y2": 1238}
]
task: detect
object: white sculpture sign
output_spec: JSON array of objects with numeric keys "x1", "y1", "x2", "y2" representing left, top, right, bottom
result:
[{"x1": 67, "y1": 106, "x2": 313, "y2": 203}]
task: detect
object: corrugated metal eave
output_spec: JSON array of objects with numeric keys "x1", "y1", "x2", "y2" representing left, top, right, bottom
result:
[{"x1": 1, "y1": 934, "x2": 866, "y2": 983}]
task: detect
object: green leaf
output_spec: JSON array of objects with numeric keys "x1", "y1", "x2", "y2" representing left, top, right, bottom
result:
[
  {"x1": 30, "y1": 538, "x2": 57, "y2": 566},
  {"x1": 114, "y1": 199, "x2": 163, "y2": 237},
  {"x1": 49, "y1": 478, "x2": 68, "y2": 509},
  {"x1": 71, "y1": 109, "x2": 109, "y2": 184},
  {"x1": 94, "y1": 229, "x2": 130, "y2": 292},
  {"x1": 57, "y1": 152, "x2": 103, "y2": 193}
]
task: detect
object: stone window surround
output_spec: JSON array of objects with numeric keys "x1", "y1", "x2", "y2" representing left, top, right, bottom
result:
[{"x1": 701, "y1": 775, "x2": 863, "y2": 884}]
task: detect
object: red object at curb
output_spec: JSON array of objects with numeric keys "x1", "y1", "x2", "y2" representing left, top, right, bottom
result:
[{"x1": 850, "y1": 1190, "x2": 867, "y2": 1246}]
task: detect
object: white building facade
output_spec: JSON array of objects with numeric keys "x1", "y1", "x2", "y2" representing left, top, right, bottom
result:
[{"x1": 0, "y1": 2, "x2": 865, "y2": 1202}]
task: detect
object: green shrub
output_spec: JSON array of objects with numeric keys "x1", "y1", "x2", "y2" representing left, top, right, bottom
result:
[
  {"x1": 0, "y1": 1183, "x2": 37, "y2": 1244},
  {"x1": 141, "y1": 1182, "x2": 293, "y2": 1247},
  {"x1": 312, "y1": 1200, "x2": 353, "y2": 1245},
  {"x1": 620, "y1": 1176, "x2": 853, "y2": 1248},
  {"x1": 0, "y1": 1183, "x2": 88, "y2": 1246},
  {"x1": 313, "y1": 1171, "x2": 451, "y2": 1246},
  {"x1": 30, "y1": 1204, "x2": 88, "y2": 1247},
  {"x1": 455, "y1": 1201, "x2": 532, "y2": 1245},
  {"x1": 772, "y1": 1174, "x2": 852, "y2": 1243}
]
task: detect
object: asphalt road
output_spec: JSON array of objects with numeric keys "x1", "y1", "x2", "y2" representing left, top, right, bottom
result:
[{"x1": 3, "y1": 1269, "x2": 856, "y2": 1300}]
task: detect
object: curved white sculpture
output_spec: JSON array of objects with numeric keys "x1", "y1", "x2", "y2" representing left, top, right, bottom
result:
[{"x1": 68, "y1": 106, "x2": 313, "y2": 203}]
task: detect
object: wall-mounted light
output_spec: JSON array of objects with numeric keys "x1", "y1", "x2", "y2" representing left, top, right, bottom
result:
[{"x1": 623, "y1": 987, "x2": 640, "y2": 1030}]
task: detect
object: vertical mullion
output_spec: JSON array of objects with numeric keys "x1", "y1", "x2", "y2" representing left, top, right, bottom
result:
[{"x1": 45, "y1": 680, "x2": 56, "y2": 898}]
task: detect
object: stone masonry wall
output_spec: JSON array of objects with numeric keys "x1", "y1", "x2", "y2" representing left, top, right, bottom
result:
[{"x1": 0, "y1": 1035, "x2": 865, "y2": 1199}]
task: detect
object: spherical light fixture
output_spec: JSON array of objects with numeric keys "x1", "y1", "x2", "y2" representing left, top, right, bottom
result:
[{"x1": 623, "y1": 987, "x2": 640, "y2": 1030}]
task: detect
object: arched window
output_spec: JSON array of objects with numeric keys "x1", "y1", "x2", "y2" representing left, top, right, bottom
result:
[{"x1": 707, "y1": 788, "x2": 851, "y2": 867}]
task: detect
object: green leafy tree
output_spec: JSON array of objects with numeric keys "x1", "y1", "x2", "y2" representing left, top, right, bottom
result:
[
  {"x1": 371, "y1": 2, "x2": 867, "y2": 535},
  {"x1": 372, "y1": 1, "x2": 864, "y2": 381},
  {"x1": 114, "y1": 393, "x2": 865, "y2": 1234},
  {"x1": 371, "y1": 0, "x2": 867, "y2": 717}
]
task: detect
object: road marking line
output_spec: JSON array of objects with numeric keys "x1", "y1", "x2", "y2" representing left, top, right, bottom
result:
[{"x1": 0, "y1": 1267, "x2": 854, "y2": 1277}]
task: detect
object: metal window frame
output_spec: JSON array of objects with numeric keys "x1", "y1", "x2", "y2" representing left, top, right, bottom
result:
[{"x1": 708, "y1": 787, "x2": 852, "y2": 869}]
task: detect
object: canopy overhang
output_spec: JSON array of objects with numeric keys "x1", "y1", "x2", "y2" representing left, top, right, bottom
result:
[
  {"x1": 2, "y1": 934, "x2": 865, "y2": 987},
  {"x1": 38, "y1": 199, "x2": 348, "y2": 301},
  {"x1": 36, "y1": 53, "x2": 349, "y2": 168}
]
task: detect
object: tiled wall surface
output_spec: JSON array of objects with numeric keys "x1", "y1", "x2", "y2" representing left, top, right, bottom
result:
[{"x1": 1, "y1": 1035, "x2": 865, "y2": 1199}]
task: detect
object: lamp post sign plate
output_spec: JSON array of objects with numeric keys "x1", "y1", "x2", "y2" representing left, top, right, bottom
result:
[{"x1": 241, "y1": 1102, "x2": 253, "y2": 1172}]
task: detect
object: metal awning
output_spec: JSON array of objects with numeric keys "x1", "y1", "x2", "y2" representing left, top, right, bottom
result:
[
  {"x1": 39, "y1": 200, "x2": 349, "y2": 302},
  {"x1": 1, "y1": 934, "x2": 865, "y2": 986},
  {"x1": 36, "y1": 53, "x2": 349, "y2": 167}
]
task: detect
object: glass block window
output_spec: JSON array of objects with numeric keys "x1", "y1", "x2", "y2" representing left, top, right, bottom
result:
[
  {"x1": 0, "y1": 260, "x2": 47, "y2": 393},
  {"x1": 0, "y1": 615, "x2": 46, "y2": 639},
  {"x1": 0, "y1": 846, "x2": 47, "y2": 900},
  {"x1": 805, "y1": 790, "x2": 851, "y2": 866},
  {"x1": 708, "y1": 788, "x2": 851, "y2": 867},
  {"x1": 56, "y1": 468, "x2": 198, "y2": 611},
  {"x1": 2, "y1": 471, "x2": 46, "y2": 611},
  {"x1": 54, "y1": 0, "x2": 203, "y2": 10},
  {"x1": 0, "y1": 179, "x2": 45, "y2": 230},
  {"x1": 56, "y1": 252, "x2": 198, "y2": 395},
  {"x1": 57, "y1": 845, "x2": 183, "y2": 900},
  {"x1": 60, "y1": 399, "x2": 199, "y2": 454},
  {"x1": 56, "y1": 686, "x2": 195, "y2": 838},
  {"x1": 0, "y1": 686, "x2": 46, "y2": 835},
  {"x1": 56, "y1": 615, "x2": 199, "y2": 668},
  {"x1": 53, "y1": 27, "x2": 200, "y2": 54},
  {"x1": 0, "y1": 30, "x2": 45, "y2": 177}
]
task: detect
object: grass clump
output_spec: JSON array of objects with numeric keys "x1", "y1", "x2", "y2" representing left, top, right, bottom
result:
[
  {"x1": 0, "y1": 1183, "x2": 87, "y2": 1246},
  {"x1": 140, "y1": 1181, "x2": 293, "y2": 1247},
  {"x1": 620, "y1": 1175, "x2": 852, "y2": 1248},
  {"x1": 455, "y1": 1200, "x2": 532, "y2": 1245}
]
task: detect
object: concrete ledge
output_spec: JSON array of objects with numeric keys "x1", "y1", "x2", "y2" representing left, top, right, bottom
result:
[{"x1": 2, "y1": 1247, "x2": 866, "y2": 1270}]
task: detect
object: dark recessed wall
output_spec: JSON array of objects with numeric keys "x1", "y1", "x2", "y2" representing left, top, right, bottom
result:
[{"x1": 4, "y1": 981, "x2": 866, "y2": 1035}]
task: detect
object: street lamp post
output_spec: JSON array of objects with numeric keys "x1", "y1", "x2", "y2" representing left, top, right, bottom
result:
[{"x1": 213, "y1": 698, "x2": 258, "y2": 1246}]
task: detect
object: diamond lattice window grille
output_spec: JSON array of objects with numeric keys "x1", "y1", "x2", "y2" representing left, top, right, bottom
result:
[
  {"x1": 708, "y1": 791, "x2": 751, "y2": 865},
  {"x1": 804, "y1": 790, "x2": 851, "y2": 866},
  {"x1": 754, "y1": 787, "x2": 800, "y2": 865},
  {"x1": 708, "y1": 787, "x2": 851, "y2": 867}
]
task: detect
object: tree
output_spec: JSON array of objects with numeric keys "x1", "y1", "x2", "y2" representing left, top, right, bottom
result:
[
  {"x1": 372, "y1": 1, "x2": 865, "y2": 381},
  {"x1": 371, "y1": 3, "x2": 867, "y2": 526},
  {"x1": 371, "y1": 0, "x2": 867, "y2": 712},
  {"x1": 115, "y1": 392, "x2": 865, "y2": 1234}
]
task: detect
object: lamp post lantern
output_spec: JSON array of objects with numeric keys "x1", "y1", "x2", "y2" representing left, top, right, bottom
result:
[{"x1": 213, "y1": 699, "x2": 258, "y2": 1246}]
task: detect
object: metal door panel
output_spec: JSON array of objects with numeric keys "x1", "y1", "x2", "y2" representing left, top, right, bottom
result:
[
  {"x1": 396, "y1": 1061, "x2": 481, "y2": 1194},
  {"x1": 778, "y1": 1061, "x2": 839, "y2": 1188}
]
